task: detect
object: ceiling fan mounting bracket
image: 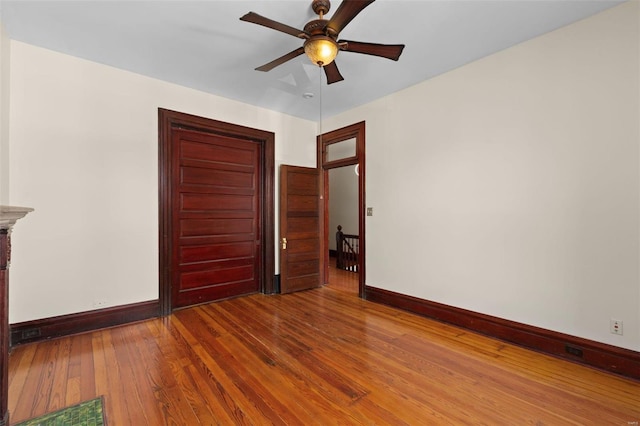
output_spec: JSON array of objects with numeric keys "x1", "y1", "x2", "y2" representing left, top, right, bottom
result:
[
  {"x1": 325, "y1": 28, "x2": 339, "y2": 39},
  {"x1": 311, "y1": 0, "x2": 331, "y2": 17}
]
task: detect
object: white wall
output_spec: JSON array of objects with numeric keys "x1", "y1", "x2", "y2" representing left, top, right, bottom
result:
[
  {"x1": 5, "y1": 3, "x2": 639, "y2": 352},
  {"x1": 0, "y1": 20, "x2": 9, "y2": 205},
  {"x1": 325, "y1": 1, "x2": 640, "y2": 351},
  {"x1": 8, "y1": 41, "x2": 316, "y2": 323}
]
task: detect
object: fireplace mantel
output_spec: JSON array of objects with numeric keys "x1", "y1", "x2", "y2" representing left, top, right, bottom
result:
[
  {"x1": 0, "y1": 205, "x2": 34, "y2": 230},
  {"x1": 0, "y1": 205, "x2": 33, "y2": 426}
]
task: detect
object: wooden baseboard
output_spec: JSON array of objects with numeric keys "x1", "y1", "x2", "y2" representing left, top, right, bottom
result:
[
  {"x1": 364, "y1": 286, "x2": 640, "y2": 380},
  {"x1": 10, "y1": 300, "x2": 159, "y2": 346},
  {"x1": 273, "y1": 274, "x2": 281, "y2": 294}
]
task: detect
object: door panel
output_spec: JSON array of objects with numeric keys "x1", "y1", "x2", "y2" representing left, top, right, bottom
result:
[
  {"x1": 180, "y1": 218, "x2": 253, "y2": 237},
  {"x1": 172, "y1": 128, "x2": 261, "y2": 308},
  {"x1": 180, "y1": 242, "x2": 254, "y2": 263},
  {"x1": 280, "y1": 165, "x2": 321, "y2": 294},
  {"x1": 287, "y1": 217, "x2": 319, "y2": 234},
  {"x1": 181, "y1": 193, "x2": 254, "y2": 211}
]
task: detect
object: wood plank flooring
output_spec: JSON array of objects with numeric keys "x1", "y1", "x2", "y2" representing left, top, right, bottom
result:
[
  {"x1": 8, "y1": 287, "x2": 640, "y2": 425},
  {"x1": 327, "y1": 256, "x2": 358, "y2": 294}
]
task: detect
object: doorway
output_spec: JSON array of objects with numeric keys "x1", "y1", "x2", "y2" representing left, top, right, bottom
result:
[
  {"x1": 328, "y1": 165, "x2": 359, "y2": 294},
  {"x1": 158, "y1": 109, "x2": 275, "y2": 315},
  {"x1": 318, "y1": 122, "x2": 365, "y2": 297}
]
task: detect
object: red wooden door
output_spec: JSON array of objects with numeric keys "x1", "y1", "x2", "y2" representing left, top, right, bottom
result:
[
  {"x1": 279, "y1": 165, "x2": 321, "y2": 293},
  {"x1": 172, "y1": 128, "x2": 261, "y2": 308}
]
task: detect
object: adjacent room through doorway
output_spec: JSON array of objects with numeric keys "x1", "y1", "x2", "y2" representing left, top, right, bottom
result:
[{"x1": 327, "y1": 165, "x2": 359, "y2": 294}]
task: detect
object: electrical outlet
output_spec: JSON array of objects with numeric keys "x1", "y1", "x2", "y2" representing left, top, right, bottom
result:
[
  {"x1": 22, "y1": 328, "x2": 41, "y2": 339},
  {"x1": 610, "y1": 319, "x2": 623, "y2": 335},
  {"x1": 565, "y1": 344, "x2": 583, "y2": 357}
]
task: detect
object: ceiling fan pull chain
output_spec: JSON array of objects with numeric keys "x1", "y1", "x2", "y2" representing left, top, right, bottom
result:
[{"x1": 319, "y1": 65, "x2": 323, "y2": 142}]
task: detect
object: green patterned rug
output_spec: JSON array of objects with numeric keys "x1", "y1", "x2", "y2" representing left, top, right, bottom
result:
[{"x1": 15, "y1": 397, "x2": 105, "y2": 426}]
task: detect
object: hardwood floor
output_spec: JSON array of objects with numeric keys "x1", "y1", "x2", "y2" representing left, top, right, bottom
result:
[
  {"x1": 327, "y1": 255, "x2": 359, "y2": 294},
  {"x1": 8, "y1": 287, "x2": 640, "y2": 425}
]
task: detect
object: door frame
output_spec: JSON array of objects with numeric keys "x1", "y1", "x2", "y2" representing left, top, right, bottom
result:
[
  {"x1": 158, "y1": 108, "x2": 275, "y2": 315},
  {"x1": 317, "y1": 121, "x2": 365, "y2": 297}
]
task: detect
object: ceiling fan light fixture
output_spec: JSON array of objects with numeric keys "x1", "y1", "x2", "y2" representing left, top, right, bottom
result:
[{"x1": 304, "y1": 36, "x2": 338, "y2": 67}]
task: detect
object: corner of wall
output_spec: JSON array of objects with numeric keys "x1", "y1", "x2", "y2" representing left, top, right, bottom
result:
[{"x1": 0, "y1": 21, "x2": 10, "y2": 205}]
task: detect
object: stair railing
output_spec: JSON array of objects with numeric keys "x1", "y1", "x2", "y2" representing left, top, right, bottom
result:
[{"x1": 336, "y1": 225, "x2": 359, "y2": 272}]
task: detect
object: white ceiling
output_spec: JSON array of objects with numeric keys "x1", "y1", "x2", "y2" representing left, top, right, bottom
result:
[{"x1": 0, "y1": 0, "x2": 623, "y2": 121}]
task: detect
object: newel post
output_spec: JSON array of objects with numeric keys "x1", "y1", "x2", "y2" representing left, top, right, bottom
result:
[
  {"x1": 336, "y1": 225, "x2": 343, "y2": 269},
  {"x1": 0, "y1": 206, "x2": 33, "y2": 426}
]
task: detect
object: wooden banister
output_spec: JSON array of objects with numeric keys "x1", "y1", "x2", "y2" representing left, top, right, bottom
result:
[{"x1": 336, "y1": 225, "x2": 359, "y2": 273}]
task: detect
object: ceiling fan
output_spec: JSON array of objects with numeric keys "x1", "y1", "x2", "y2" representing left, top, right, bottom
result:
[{"x1": 240, "y1": 0, "x2": 405, "y2": 84}]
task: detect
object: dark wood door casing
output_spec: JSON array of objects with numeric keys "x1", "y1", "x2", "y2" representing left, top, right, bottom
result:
[
  {"x1": 159, "y1": 109, "x2": 275, "y2": 315},
  {"x1": 317, "y1": 122, "x2": 366, "y2": 297}
]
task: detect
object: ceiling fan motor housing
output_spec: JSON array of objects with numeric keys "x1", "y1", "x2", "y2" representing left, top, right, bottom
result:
[{"x1": 304, "y1": 19, "x2": 331, "y2": 37}]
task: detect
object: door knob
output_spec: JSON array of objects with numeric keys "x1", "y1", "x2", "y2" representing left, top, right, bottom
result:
[{"x1": 281, "y1": 237, "x2": 287, "y2": 250}]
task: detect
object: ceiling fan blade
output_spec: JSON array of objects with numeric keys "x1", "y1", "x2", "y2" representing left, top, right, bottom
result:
[
  {"x1": 326, "y1": 0, "x2": 375, "y2": 36},
  {"x1": 339, "y1": 40, "x2": 405, "y2": 61},
  {"x1": 255, "y1": 47, "x2": 305, "y2": 72},
  {"x1": 324, "y1": 61, "x2": 344, "y2": 85},
  {"x1": 240, "y1": 12, "x2": 309, "y2": 39}
]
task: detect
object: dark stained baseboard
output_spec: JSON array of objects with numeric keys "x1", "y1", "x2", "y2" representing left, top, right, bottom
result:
[
  {"x1": 364, "y1": 286, "x2": 640, "y2": 381},
  {"x1": 10, "y1": 300, "x2": 159, "y2": 346},
  {"x1": 10, "y1": 289, "x2": 639, "y2": 380},
  {"x1": 273, "y1": 274, "x2": 281, "y2": 294}
]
